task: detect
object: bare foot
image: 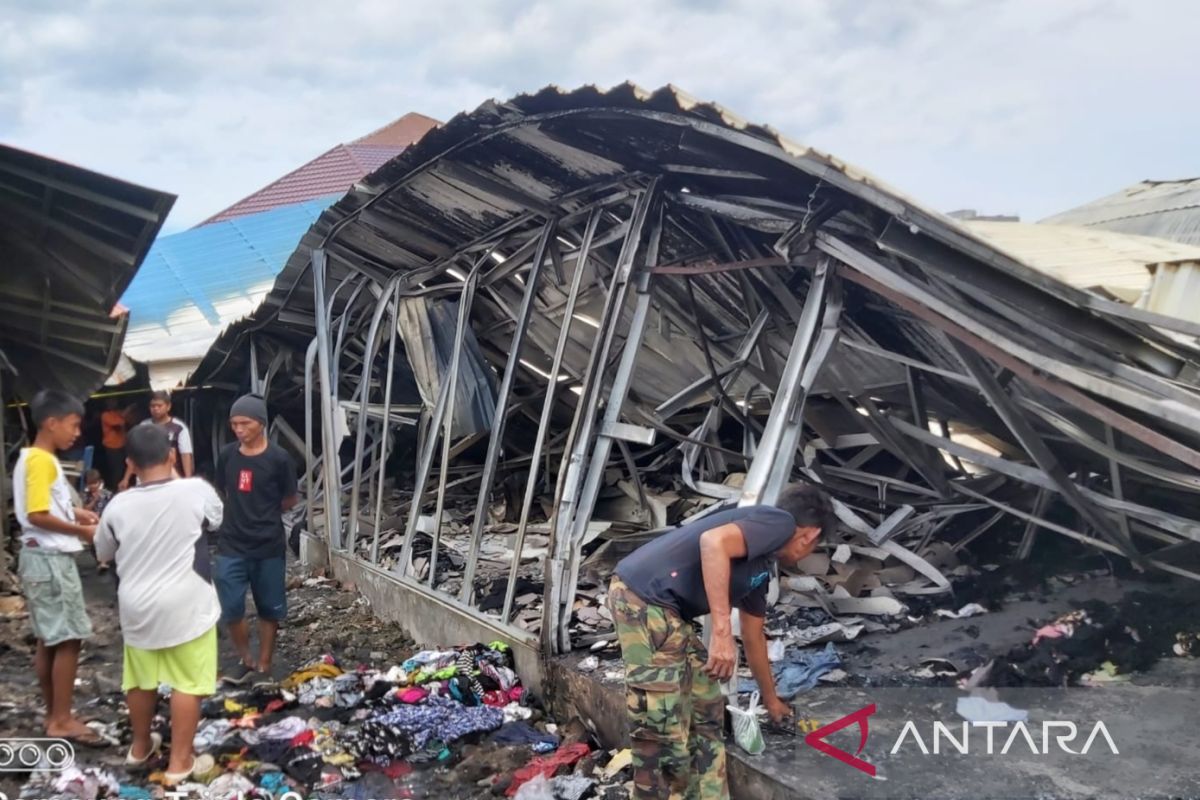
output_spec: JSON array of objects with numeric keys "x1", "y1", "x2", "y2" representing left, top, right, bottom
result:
[{"x1": 46, "y1": 718, "x2": 105, "y2": 745}]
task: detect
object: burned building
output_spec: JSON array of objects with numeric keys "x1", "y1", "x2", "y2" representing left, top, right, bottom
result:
[{"x1": 189, "y1": 85, "x2": 1200, "y2": 689}]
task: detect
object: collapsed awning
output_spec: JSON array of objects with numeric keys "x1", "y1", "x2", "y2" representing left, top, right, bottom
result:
[{"x1": 0, "y1": 145, "x2": 175, "y2": 398}]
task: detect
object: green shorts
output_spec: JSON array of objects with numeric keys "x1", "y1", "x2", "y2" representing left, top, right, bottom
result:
[
  {"x1": 19, "y1": 549, "x2": 93, "y2": 646},
  {"x1": 122, "y1": 626, "x2": 217, "y2": 696}
]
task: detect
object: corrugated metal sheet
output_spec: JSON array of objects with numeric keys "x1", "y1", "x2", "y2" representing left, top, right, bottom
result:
[
  {"x1": 964, "y1": 220, "x2": 1200, "y2": 302},
  {"x1": 0, "y1": 145, "x2": 174, "y2": 398},
  {"x1": 1042, "y1": 178, "x2": 1200, "y2": 246},
  {"x1": 193, "y1": 82, "x2": 1200, "y2": 409},
  {"x1": 121, "y1": 194, "x2": 337, "y2": 375}
]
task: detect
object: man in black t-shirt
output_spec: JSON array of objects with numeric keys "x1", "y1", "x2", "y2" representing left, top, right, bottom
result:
[
  {"x1": 609, "y1": 483, "x2": 834, "y2": 800},
  {"x1": 212, "y1": 394, "x2": 298, "y2": 684}
]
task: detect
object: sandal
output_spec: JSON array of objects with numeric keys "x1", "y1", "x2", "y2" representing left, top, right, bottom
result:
[
  {"x1": 164, "y1": 753, "x2": 215, "y2": 785},
  {"x1": 125, "y1": 732, "x2": 162, "y2": 768},
  {"x1": 56, "y1": 729, "x2": 111, "y2": 749}
]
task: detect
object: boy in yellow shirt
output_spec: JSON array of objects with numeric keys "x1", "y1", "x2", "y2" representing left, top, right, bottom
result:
[{"x1": 14, "y1": 390, "x2": 105, "y2": 746}]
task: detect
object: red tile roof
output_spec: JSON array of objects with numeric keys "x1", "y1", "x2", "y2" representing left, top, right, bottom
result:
[{"x1": 200, "y1": 112, "x2": 439, "y2": 226}]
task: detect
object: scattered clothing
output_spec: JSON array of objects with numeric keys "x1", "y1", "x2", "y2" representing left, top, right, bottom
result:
[
  {"x1": 492, "y1": 721, "x2": 560, "y2": 751},
  {"x1": 397, "y1": 687, "x2": 428, "y2": 704},
  {"x1": 505, "y1": 743, "x2": 590, "y2": 797},
  {"x1": 257, "y1": 716, "x2": 310, "y2": 741},
  {"x1": 739, "y1": 642, "x2": 841, "y2": 699},
  {"x1": 360, "y1": 695, "x2": 504, "y2": 753},
  {"x1": 551, "y1": 774, "x2": 595, "y2": 800}
]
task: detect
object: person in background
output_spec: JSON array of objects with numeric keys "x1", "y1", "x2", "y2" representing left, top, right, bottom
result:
[
  {"x1": 83, "y1": 469, "x2": 114, "y2": 573},
  {"x1": 99, "y1": 398, "x2": 128, "y2": 491},
  {"x1": 95, "y1": 425, "x2": 221, "y2": 784},
  {"x1": 13, "y1": 390, "x2": 105, "y2": 747},
  {"x1": 213, "y1": 394, "x2": 298, "y2": 685},
  {"x1": 608, "y1": 483, "x2": 834, "y2": 800},
  {"x1": 119, "y1": 390, "x2": 193, "y2": 489}
]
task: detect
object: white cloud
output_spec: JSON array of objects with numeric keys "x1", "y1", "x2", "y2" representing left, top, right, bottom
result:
[{"x1": 1, "y1": 0, "x2": 1194, "y2": 230}]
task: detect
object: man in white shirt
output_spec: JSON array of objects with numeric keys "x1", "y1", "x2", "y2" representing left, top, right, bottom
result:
[
  {"x1": 119, "y1": 390, "x2": 193, "y2": 489},
  {"x1": 95, "y1": 425, "x2": 221, "y2": 783}
]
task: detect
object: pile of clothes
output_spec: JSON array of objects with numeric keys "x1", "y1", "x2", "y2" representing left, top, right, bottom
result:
[
  {"x1": 984, "y1": 594, "x2": 1200, "y2": 687},
  {"x1": 18, "y1": 642, "x2": 601, "y2": 800}
]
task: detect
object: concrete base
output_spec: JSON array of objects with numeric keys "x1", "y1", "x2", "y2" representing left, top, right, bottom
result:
[{"x1": 327, "y1": 550, "x2": 545, "y2": 695}]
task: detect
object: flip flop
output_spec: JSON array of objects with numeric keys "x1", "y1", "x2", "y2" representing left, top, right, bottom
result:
[{"x1": 58, "y1": 730, "x2": 110, "y2": 749}]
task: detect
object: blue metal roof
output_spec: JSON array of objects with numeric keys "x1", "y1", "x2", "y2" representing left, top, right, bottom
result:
[{"x1": 122, "y1": 194, "x2": 338, "y2": 329}]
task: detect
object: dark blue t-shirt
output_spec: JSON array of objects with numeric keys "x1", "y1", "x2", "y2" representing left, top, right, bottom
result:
[{"x1": 615, "y1": 505, "x2": 796, "y2": 620}]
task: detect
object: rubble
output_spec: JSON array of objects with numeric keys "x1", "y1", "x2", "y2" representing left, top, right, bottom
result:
[
  {"x1": 1, "y1": 564, "x2": 636, "y2": 800},
  {"x1": 184, "y1": 85, "x2": 1200, "y2": 678}
]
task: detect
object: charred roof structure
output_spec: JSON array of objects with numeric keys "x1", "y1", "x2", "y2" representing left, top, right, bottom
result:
[{"x1": 191, "y1": 84, "x2": 1200, "y2": 659}]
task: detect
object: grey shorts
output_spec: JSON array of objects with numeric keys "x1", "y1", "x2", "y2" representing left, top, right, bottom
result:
[{"x1": 19, "y1": 549, "x2": 93, "y2": 646}]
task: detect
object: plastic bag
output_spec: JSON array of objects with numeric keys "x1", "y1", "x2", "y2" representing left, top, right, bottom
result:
[
  {"x1": 726, "y1": 691, "x2": 766, "y2": 755},
  {"x1": 513, "y1": 774, "x2": 555, "y2": 800}
]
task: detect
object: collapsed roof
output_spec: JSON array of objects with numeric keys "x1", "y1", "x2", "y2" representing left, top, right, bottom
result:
[
  {"x1": 0, "y1": 144, "x2": 175, "y2": 398},
  {"x1": 191, "y1": 83, "x2": 1200, "y2": 648}
]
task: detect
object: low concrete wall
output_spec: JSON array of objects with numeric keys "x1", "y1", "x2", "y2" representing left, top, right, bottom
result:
[{"x1": 325, "y1": 550, "x2": 545, "y2": 696}]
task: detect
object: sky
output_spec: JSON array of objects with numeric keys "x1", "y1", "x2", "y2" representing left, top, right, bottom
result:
[{"x1": 1, "y1": 0, "x2": 1195, "y2": 233}]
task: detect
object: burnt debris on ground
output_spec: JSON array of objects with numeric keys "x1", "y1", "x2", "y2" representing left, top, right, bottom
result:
[{"x1": 0, "y1": 561, "x2": 635, "y2": 800}]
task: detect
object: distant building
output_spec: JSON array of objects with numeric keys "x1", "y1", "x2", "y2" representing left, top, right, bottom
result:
[
  {"x1": 118, "y1": 113, "x2": 440, "y2": 388},
  {"x1": 946, "y1": 208, "x2": 1019, "y2": 222},
  {"x1": 201, "y1": 113, "x2": 439, "y2": 225},
  {"x1": 1042, "y1": 178, "x2": 1200, "y2": 247}
]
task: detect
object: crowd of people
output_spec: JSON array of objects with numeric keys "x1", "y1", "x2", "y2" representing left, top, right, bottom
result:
[
  {"x1": 14, "y1": 383, "x2": 838, "y2": 800},
  {"x1": 12, "y1": 388, "x2": 297, "y2": 785}
]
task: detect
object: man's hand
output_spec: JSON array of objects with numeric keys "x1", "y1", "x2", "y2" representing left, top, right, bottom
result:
[
  {"x1": 74, "y1": 508, "x2": 99, "y2": 525},
  {"x1": 117, "y1": 477, "x2": 130, "y2": 492},
  {"x1": 766, "y1": 696, "x2": 792, "y2": 724},
  {"x1": 703, "y1": 630, "x2": 738, "y2": 681},
  {"x1": 79, "y1": 525, "x2": 97, "y2": 544}
]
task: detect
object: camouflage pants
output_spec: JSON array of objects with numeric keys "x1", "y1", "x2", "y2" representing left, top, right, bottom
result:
[{"x1": 609, "y1": 577, "x2": 727, "y2": 800}]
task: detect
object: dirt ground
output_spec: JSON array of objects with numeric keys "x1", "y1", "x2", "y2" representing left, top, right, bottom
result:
[{"x1": 0, "y1": 550, "x2": 419, "y2": 797}]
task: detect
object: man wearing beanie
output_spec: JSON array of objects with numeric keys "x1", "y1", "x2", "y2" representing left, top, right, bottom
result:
[{"x1": 213, "y1": 394, "x2": 298, "y2": 684}]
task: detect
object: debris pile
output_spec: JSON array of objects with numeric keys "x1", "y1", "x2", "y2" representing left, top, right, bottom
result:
[
  {"x1": 15, "y1": 643, "x2": 636, "y2": 800},
  {"x1": 966, "y1": 592, "x2": 1200, "y2": 688},
  {"x1": 190, "y1": 84, "x2": 1200, "y2": 665}
]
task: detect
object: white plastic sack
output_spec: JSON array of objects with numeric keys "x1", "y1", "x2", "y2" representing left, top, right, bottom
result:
[
  {"x1": 726, "y1": 691, "x2": 766, "y2": 755},
  {"x1": 514, "y1": 773, "x2": 555, "y2": 800}
]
